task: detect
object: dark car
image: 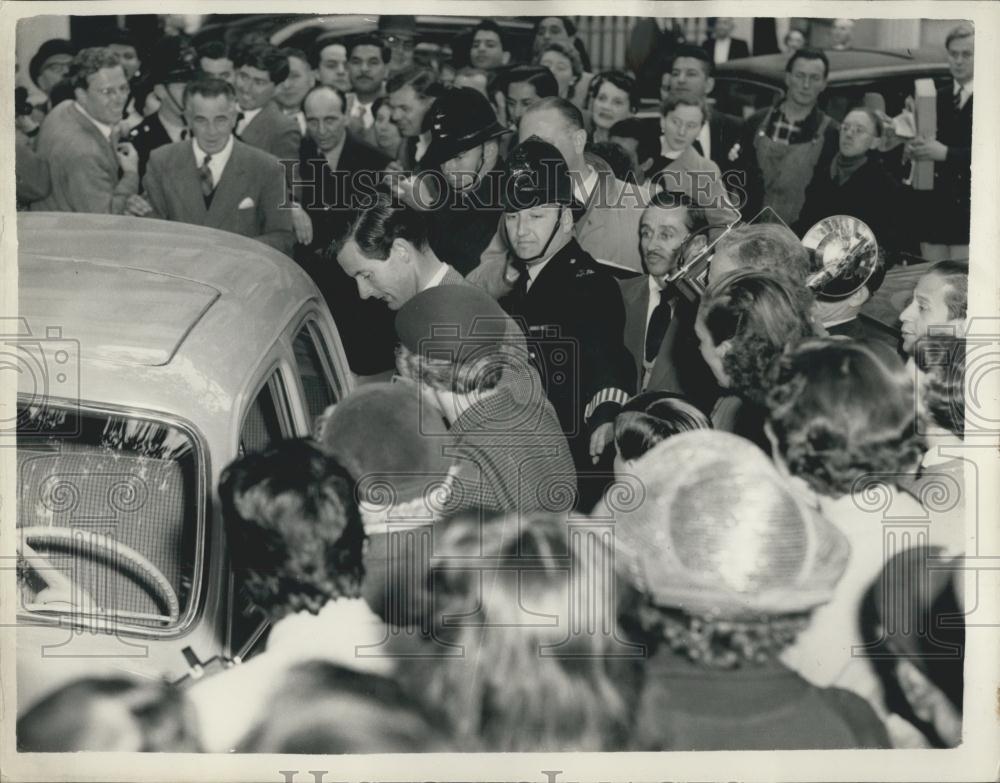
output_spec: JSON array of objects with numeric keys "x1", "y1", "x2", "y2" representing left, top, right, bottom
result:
[
  {"x1": 712, "y1": 47, "x2": 950, "y2": 122},
  {"x1": 193, "y1": 13, "x2": 536, "y2": 67}
]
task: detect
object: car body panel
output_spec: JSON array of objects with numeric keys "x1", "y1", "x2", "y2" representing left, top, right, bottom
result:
[{"x1": 15, "y1": 213, "x2": 354, "y2": 712}]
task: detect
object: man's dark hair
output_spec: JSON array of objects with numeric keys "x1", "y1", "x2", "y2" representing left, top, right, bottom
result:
[
  {"x1": 670, "y1": 44, "x2": 714, "y2": 77},
  {"x1": 279, "y1": 46, "x2": 310, "y2": 69},
  {"x1": 303, "y1": 83, "x2": 348, "y2": 113},
  {"x1": 347, "y1": 33, "x2": 390, "y2": 64},
  {"x1": 646, "y1": 189, "x2": 708, "y2": 234},
  {"x1": 502, "y1": 64, "x2": 559, "y2": 99},
  {"x1": 928, "y1": 260, "x2": 969, "y2": 320},
  {"x1": 234, "y1": 42, "x2": 290, "y2": 85},
  {"x1": 386, "y1": 66, "x2": 441, "y2": 99},
  {"x1": 345, "y1": 192, "x2": 430, "y2": 260},
  {"x1": 218, "y1": 439, "x2": 365, "y2": 620},
  {"x1": 609, "y1": 116, "x2": 660, "y2": 167},
  {"x1": 183, "y1": 76, "x2": 236, "y2": 105},
  {"x1": 197, "y1": 39, "x2": 230, "y2": 61},
  {"x1": 68, "y1": 47, "x2": 123, "y2": 92},
  {"x1": 590, "y1": 69, "x2": 640, "y2": 112},
  {"x1": 588, "y1": 141, "x2": 633, "y2": 182},
  {"x1": 472, "y1": 19, "x2": 508, "y2": 51},
  {"x1": 523, "y1": 95, "x2": 585, "y2": 131},
  {"x1": 786, "y1": 47, "x2": 830, "y2": 78}
]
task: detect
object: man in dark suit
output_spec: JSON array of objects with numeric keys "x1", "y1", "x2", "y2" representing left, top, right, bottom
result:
[
  {"x1": 498, "y1": 137, "x2": 635, "y2": 483},
  {"x1": 137, "y1": 78, "x2": 293, "y2": 256},
  {"x1": 665, "y1": 45, "x2": 745, "y2": 201},
  {"x1": 128, "y1": 36, "x2": 199, "y2": 182},
  {"x1": 233, "y1": 43, "x2": 301, "y2": 161},
  {"x1": 702, "y1": 18, "x2": 750, "y2": 65},
  {"x1": 906, "y1": 23, "x2": 973, "y2": 261},
  {"x1": 619, "y1": 190, "x2": 717, "y2": 408},
  {"x1": 294, "y1": 85, "x2": 395, "y2": 376}
]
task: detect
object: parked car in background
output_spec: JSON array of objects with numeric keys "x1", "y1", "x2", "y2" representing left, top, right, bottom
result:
[
  {"x1": 192, "y1": 13, "x2": 536, "y2": 68},
  {"x1": 14, "y1": 213, "x2": 354, "y2": 715},
  {"x1": 713, "y1": 47, "x2": 949, "y2": 121}
]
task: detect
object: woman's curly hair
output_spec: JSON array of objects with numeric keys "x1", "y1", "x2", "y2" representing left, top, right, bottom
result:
[
  {"x1": 219, "y1": 439, "x2": 366, "y2": 621},
  {"x1": 630, "y1": 601, "x2": 810, "y2": 669},
  {"x1": 766, "y1": 338, "x2": 926, "y2": 498},
  {"x1": 699, "y1": 270, "x2": 817, "y2": 404}
]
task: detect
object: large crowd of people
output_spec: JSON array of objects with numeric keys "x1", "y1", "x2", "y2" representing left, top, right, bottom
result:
[{"x1": 15, "y1": 14, "x2": 975, "y2": 754}]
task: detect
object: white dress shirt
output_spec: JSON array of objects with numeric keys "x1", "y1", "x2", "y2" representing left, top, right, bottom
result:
[
  {"x1": 421, "y1": 262, "x2": 450, "y2": 291},
  {"x1": 712, "y1": 37, "x2": 731, "y2": 66},
  {"x1": 350, "y1": 95, "x2": 376, "y2": 129},
  {"x1": 573, "y1": 164, "x2": 599, "y2": 203},
  {"x1": 192, "y1": 135, "x2": 235, "y2": 188},
  {"x1": 235, "y1": 105, "x2": 262, "y2": 136}
]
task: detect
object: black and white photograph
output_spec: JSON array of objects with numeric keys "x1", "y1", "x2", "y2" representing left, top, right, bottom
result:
[{"x1": 2, "y1": 3, "x2": 998, "y2": 781}]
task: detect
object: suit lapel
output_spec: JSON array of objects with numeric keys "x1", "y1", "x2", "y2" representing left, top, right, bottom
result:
[
  {"x1": 72, "y1": 103, "x2": 117, "y2": 171},
  {"x1": 622, "y1": 277, "x2": 649, "y2": 378}
]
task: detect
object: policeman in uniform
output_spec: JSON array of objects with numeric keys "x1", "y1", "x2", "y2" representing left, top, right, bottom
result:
[
  {"x1": 128, "y1": 36, "x2": 199, "y2": 181},
  {"x1": 499, "y1": 137, "x2": 635, "y2": 504}
]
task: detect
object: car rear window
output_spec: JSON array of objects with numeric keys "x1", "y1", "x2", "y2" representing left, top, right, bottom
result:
[
  {"x1": 16, "y1": 404, "x2": 201, "y2": 633},
  {"x1": 713, "y1": 77, "x2": 782, "y2": 119}
]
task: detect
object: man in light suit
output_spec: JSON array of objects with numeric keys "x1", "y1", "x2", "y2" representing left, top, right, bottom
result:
[
  {"x1": 618, "y1": 190, "x2": 716, "y2": 409},
  {"x1": 233, "y1": 43, "x2": 301, "y2": 161},
  {"x1": 31, "y1": 47, "x2": 140, "y2": 214},
  {"x1": 136, "y1": 78, "x2": 294, "y2": 256}
]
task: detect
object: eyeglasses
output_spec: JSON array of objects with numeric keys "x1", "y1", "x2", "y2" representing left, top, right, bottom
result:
[
  {"x1": 92, "y1": 84, "x2": 131, "y2": 100},
  {"x1": 383, "y1": 34, "x2": 415, "y2": 51}
]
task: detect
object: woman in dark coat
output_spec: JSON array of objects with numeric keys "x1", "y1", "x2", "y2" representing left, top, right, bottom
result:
[{"x1": 796, "y1": 107, "x2": 912, "y2": 254}]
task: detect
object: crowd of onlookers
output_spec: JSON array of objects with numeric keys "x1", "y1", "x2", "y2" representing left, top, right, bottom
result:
[{"x1": 15, "y1": 14, "x2": 975, "y2": 754}]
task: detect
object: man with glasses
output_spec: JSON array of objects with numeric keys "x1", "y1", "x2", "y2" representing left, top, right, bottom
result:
[
  {"x1": 31, "y1": 47, "x2": 140, "y2": 213},
  {"x1": 27, "y1": 38, "x2": 76, "y2": 118},
  {"x1": 735, "y1": 48, "x2": 839, "y2": 225},
  {"x1": 377, "y1": 16, "x2": 417, "y2": 76}
]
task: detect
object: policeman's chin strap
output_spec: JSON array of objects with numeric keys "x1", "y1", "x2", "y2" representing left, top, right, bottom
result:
[{"x1": 511, "y1": 205, "x2": 565, "y2": 264}]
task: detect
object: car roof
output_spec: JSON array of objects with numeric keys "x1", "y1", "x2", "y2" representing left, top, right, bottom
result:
[
  {"x1": 717, "y1": 48, "x2": 947, "y2": 84},
  {"x1": 18, "y1": 213, "x2": 325, "y2": 422}
]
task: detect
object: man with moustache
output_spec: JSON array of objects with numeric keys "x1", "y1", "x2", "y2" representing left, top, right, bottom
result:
[
  {"x1": 232, "y1": 43, "x2": 301, "y2": 160},
  {"x1": 618, "y1": 190, "x2": 716, "y2": 403},
  {"x1": 344, "y1": 35, "x2": 389, "y2": 147}
]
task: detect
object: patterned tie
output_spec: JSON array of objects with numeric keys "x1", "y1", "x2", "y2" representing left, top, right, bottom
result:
[
  {"x1": 199, "y1": 154, "x2": 214, "y2": 197},
  {"x1": 645, "y1": 291, "x2": 671, "y2": 362}
]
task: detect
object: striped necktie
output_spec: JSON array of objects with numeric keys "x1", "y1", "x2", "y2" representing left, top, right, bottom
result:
[{"x1": 199, "y1": 154, "x2": 214, "y2": 197}]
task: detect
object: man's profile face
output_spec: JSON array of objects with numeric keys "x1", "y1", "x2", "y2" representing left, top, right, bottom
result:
[
  {"x1": 389, "y1": 85, "x2": 431, "y2": 138},
  {"x1": 669, "y1": 57, "x2": 713, "y2": 101},
  {"x1": 518, "y1": 108, "x2": 577, "y2": 170},
  {"x1": 200, "y1": 56, "x2": 234, "y2": 83},
  {"x1": 639, "y1": 204, "x2": 691, "y2": 279},
  {"x1": 441, "y1": 144, "x2": 485, "y2": 190},
  {"x1": 186, "y1": 92, "x2": 236, "y2": 154},
  {"x1": 304, "y1": 88, "x2": 346, "y2": 151},
  {"x1": 899, "y1": 272, "x2": 962, "y2": 355},
  {"x1": 337, "y1": 239, "x2": 416, "y2": 310},
  {"x1": 317, "y1": 44, "x2": 350, "y2": 91}
]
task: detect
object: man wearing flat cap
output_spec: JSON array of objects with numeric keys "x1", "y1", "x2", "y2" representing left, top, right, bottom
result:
[
  {"x1": 421, "y1": 86, "x2": 511, "y2": 276},
  {"x1": 128, "y1": 36, "x2": 200, "y2": 182},
  {"x1": 395, "y1": 284, "x2": 574, "y2": 514},
  {"x1": 498, "y1": 137, "x2": 635, "y2": 498}
]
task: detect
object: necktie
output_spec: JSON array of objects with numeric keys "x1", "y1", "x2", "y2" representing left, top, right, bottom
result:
[
  {"x1": 953, "y1": 87, "x2": 963, "y2": 111},
  {"x1": 692, "y1": 138, "x2": 705, "y2": 157},
  {"x1": 180, "y1": 129, "x2": 188, "y2": 141},
  {"x1": 512, "y1": 259, "x2": 530, "y2": 298},
  {"x1": 645, "y1": 291, "x2": 671, "y2": 362},
  {"x1": 235, "y1": 112, "x2": 245, "y2": 138},
  {"x1": 199, "y1": 154, "x2": 214, "y2": 197}
]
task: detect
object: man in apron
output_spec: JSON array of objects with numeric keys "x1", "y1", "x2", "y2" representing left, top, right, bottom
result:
[{"x1": 738, "y1": 49, "x2": 840, "y2": 225}]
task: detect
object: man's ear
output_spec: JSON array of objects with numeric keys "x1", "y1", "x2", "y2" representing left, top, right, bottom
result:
[
  {"x1": 704, "y1": 75, "x2": 715, "y2": 96},
  {"x1": 391, "y1": 238, "x2": 411, "y2": 262},
  {"x1": 501, "y1": 51, "x2": 511, "y2": 66},
  {"x1": 572, "y1": 127, "x2": 587, "y2": 156},
  {"x1": 560, "y1": 206, "x2": 574, "y2": 231}
]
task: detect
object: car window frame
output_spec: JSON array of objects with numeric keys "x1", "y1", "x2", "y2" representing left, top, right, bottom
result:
[{"x1": 15, "y1": 396, "x2": 211, "y2": 640}]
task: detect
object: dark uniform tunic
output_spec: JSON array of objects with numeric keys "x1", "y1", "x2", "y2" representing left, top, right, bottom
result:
[
  {"x1": 127, "y1": 112, "x2": 183, "y2": 184},
  {"x1": 500, "y1": 237, "x2": 635, "y2": 474}
]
